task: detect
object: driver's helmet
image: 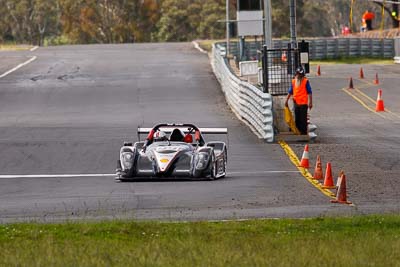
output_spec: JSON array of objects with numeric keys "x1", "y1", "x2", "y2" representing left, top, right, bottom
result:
[
  {"x1": 153, "y1": 130, "x2": 167, "y2": 141},
  {"x1": 183, "y1": 134, "x2": 193, "y2": 143}
]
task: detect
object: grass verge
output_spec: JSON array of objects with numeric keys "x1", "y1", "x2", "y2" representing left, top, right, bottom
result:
[
  {"x1": 1, "y1": 215, "x2": 399, "y2": 266},
  {"x1": 197, "y1": 39, "x2": 224, "y2": 52},
  {"x1": 311, "y1": 57, "x2": 394, "y2": 65},
  {"x1": 0, "y1": 44, "x2": 34, "y2": 51}
]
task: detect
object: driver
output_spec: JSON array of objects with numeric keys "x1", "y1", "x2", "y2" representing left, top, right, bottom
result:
[
  {"x1": 153, "y1": 130, "x2": 168, "y2": 142},
  {"x1": 142, "y1": 130, "x2": 167, "y2": 153}
]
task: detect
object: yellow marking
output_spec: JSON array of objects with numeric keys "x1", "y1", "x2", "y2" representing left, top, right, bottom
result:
[
  {"x1": 317, "y1": 74, "x2": 400, "y2": 119},
  {"x1": 384, "y1": 109, "x2": 400, "y2": 119},
  {"x1": 356, "y1": 83, "x2": 374, "y2": 89},
  {"x1": 354, "y1": 88, "x2": 376, "y2": 104},
  {"x1": 278, "y1": 140, "x2": 336, "y2": 199},
  {"x1": 342, "y1": 88, "x2": 388, "y2": 119},
  {"x1": 160, "y1": 159, "x2": 169, "y2": 163},
  {"x1": 355, "y1": 88, "x2": 400, "y2": 119}
]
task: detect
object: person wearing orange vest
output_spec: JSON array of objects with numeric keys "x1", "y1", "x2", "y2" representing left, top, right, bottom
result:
[
  {"x1": 362, "y1": 10, "x2": 375, "y2": 31},
  {"x1": 284, "y1": 66, "x2": 313, "y2": 135}
]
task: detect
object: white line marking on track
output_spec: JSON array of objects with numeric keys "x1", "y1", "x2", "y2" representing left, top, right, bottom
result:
[
  {"x1": 0, "y1": 171, "x2": 298, "y2": 179},
  {"x1": 0, "y1": 56, "x2": 37, "y2": 79},
  {"x1": 0, "y1": 174, "x2": 115, "y2": 179},
  {"x1": 30, "y1": 46, "x2": 39, "y2": 52},
  {"x1": 228, "y1": 171, "x2": 299, "y2": 175},
  {"x1": 192, "y1": 41, "x2": 208, "y2": 54}
]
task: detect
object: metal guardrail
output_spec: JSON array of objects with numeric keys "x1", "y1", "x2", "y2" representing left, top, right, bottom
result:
[
  {"x1": 223, "y1": 38, "x2": 395, "y2": 60},
  {"x1": 211, "y1": 44, "x2": 274, "y2": 142}
]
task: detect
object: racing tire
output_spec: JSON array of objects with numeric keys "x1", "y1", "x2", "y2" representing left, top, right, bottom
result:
[
  {"x1": 220, "y1": 148, "x2": 227, "y2": 178},
  {"x1": 208, "y1": 153, "x2": 217, "y2": 181},
  {"x1": 115, "y1": 160, "x2": 135, "y2": 182}
]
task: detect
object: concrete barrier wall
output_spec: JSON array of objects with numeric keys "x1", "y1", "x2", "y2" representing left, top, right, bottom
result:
[
  {"x1": 394, "y1": 38, "x2": 400, "y2": 63},
  {"x1": 211, "y1": 44, "x2": 274, "y2": 142}
]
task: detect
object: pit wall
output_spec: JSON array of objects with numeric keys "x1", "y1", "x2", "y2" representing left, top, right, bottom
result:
[
  {"x1": 211, "y1": 44, "x2": 274, "y2": 142},
  {"x1": 395, "y1": 38, "x2": 400, "y2": 63}
]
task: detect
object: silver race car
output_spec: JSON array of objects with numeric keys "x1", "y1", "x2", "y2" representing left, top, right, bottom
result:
[{"x1": 116, "y1": 123, "x2": 228, "y2": 181}]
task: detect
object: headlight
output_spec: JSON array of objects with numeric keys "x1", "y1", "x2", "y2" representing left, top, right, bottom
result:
[
  {"x1": 196, "y1": 153, "x2": 209, "y2": 170},
  {"x1": 123, "y1": 153, "x2": 133, "y2": 161},
  {"x1": 122, "y1": 153, "x2": 133, "y2": 169}
]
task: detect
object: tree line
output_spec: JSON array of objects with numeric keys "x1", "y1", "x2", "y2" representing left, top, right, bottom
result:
[{"x1": 0, "y1": 0, "x2": 393, "y2": 45}]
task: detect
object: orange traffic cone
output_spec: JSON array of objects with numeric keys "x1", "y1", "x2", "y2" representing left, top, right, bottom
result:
[
  {"x1": 376, "y1": 89, "x2": 385, "y2": 112},
  {"x1": 299, "y1": 144, "x2": 310, "y2": 168},
  {"x1": 322, "y1": 162, "x2": 336, "y2": 189},
  {"x1": 313, "y1": 155, "x2": 323, "y2": 180},
  {"x1": 317, "y1": 65, "x2": 321, "y2": 76},
  {"x1": 374, "y1": 73, "x2": 379, "y2": 84},
  {"x1": 331, "y1": 172, "x2": 352, "y2": 204},
  {"x1": 348, "y1": 77, "x2": 354, "y2": 89},
  {"x1": 281, "y1": 51, "x2": 287, "y2": 62},
  {"x1": 359, "y1": 67, "x2": 364, "y2": 79}
]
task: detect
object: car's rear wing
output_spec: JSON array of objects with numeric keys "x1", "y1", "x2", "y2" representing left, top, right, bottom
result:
[
  {"x1": 137, "y1": 127, "x2": 228, "y2": 135},
  {"x1": 137, "y1": 124, "x2": 228, "y2": 142}
]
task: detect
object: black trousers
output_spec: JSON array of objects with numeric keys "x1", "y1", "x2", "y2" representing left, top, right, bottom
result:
[
  {"x1": 366, "y1": 20, "x2": 372, "y2": 31},
  {"x1": 294, "y1": 104, "x2": 308, "y2": 135}
]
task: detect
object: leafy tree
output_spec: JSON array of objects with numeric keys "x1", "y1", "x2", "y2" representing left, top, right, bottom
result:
[
  {"x1": 0, "y1": 0, "x2": 397, "y2": 44},
  {"x1": 196, "y1": 0, "x2": 225, "y2": 40},
  {"x1": 32, "y1": 0, "x2": 60, "y2": 45},
  {"x1": 156, "y1": 0, "x2": 194, "y2": 42}
]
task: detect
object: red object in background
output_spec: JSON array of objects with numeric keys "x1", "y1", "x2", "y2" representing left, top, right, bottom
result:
[{"x1": 342, "y1": 26, "x2": 351, "y2": 35}]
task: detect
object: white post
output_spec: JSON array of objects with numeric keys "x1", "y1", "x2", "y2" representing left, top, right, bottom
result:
[
  {"x1": 290, "y1": 0, "x2": 297, "y2": 49},
  {"x1": 226, "y1": 0, "x2": 230, "y2": 56},
  {"x1": 264, "y1": 0, "x2": 272, "y2": 47}
]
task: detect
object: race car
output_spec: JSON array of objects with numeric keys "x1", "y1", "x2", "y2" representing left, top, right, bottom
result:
[{"x1": 116, "y1": 123, "x2": 228, "y2": 181}]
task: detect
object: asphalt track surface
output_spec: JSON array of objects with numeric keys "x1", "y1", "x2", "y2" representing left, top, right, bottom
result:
[
  {"x1": 304, "y1": 64, "x2": 400, "y2": 213},
  {"x1": 0, "y1": 43, "x2": 398, "y2": 223}
]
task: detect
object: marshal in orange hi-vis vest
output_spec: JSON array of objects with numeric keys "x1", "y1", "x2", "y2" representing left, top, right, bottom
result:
[{"x1": 291, "y1": 78, "x2": 310, "y2": 105}]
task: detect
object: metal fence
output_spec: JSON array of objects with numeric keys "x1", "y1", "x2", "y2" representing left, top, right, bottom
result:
[
  {"x1": 259, "y1": 47, "x2": 299, "y2": 96},
  {"x1": 222, "y1": 38, "x2": 394, "y2": 60}
]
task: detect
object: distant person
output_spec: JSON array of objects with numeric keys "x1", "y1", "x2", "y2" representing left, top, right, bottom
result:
[
  {"x1": 342, "y1": 25, "x2": 351, "y2": 35},
  {"x1": 285, "y1": 67, "x2": 313, "y2": 135},
  {"x1": 362, "y1": 10, "x2": 375, "y2": 31},
  {"x1": 360, "y1": 19, "x2": 367, "y2": 32}
]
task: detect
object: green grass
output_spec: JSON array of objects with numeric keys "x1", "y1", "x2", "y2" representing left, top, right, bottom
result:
[
  {"x1": 0, "y1": 43, "x2": 34, "y2": 51},
  {"x1": 311, "y1": 57, "x2": 394, "y2": 65},
  {"x1": 197, "y1": 39, "x2": 218, "y2": 52},
  {"x1": 1, "y1": 215, "x2": 400, "y2": 266}
]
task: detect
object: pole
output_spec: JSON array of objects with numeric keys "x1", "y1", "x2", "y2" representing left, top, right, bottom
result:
[
  {"x1": 350, "y1": 0, "x2": 355, "y2": 31},
  {"x1": 264, "y1": 0, "x2": 272, "y2": 47},
  {"x1": 262, "y1": 45, "x2": 269, "y2": 93},
  {"x1": 226, "y1": 0, "x2": 230, "y2": 56},
  {"x1": 289, "y1": 0, "x2": 297, "y2": 49},
  {"x1": 393, "y1": 1, "x2": 399, "y2": 28}
]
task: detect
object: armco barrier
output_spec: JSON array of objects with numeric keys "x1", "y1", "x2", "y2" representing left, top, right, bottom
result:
[
  {"x1": 211, "y1": 44, "x2": 274, "y2": 142},
  {"x1": 223, "y1": 38, "x2": 394, "y2": 60}
]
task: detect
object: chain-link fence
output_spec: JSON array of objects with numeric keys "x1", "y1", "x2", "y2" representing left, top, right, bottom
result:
[{"x1": 259, "y1": 47, "x2": 300, "y2": 95}]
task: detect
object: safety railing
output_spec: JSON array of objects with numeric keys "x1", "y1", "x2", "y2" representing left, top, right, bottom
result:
[
  {"x1": 211, "y1": 43, "x2": 274, "y2": 142},
  {"x1": 221, "y1": 38, "x2": 394, "y2": 60}
]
